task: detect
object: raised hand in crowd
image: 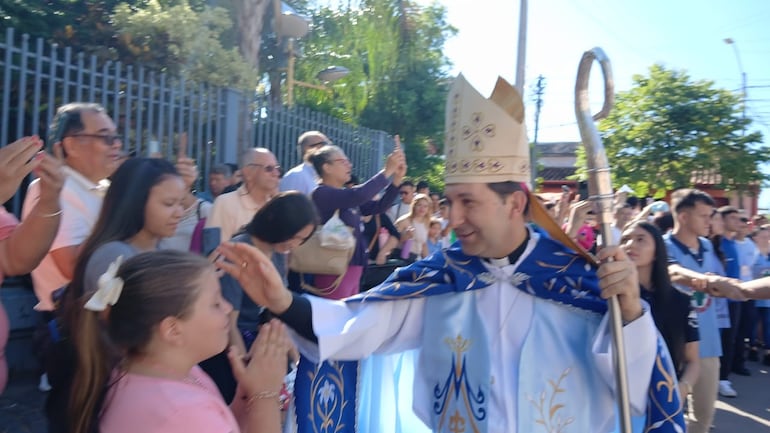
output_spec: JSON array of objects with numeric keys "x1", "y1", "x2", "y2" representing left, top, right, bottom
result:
[
  {"x1": 384, "y1": 134, "x2": 406, "y2": 179},
  {"x1": 628, "y1": 201, "x2": 658, "y2": 226},
  {"x1": 34, "y1": 143, "x2": 66, "y2": 214},
  {"x1": 0, "y1": 140, "x2": 65, "y2": 277},
  {"x1": 174, "y1": 132, "x2": 198, "y2": 189},
  {"x1": 0, "y1": 136, "x2": 47, "y2": 203},
  {"x1": 554, "y1": 187, "x2": 571, "y2": 225},
  {"x1": 564, "y1": 199, "x2": 593, "y2": 239}
]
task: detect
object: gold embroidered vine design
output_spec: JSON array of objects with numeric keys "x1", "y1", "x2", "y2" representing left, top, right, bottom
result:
[
  {"x1": 528, "y1": 368, "x2": 574, "y2": 433},
  {"x1": 536, "y1": 254, "x2": 582, "y2": 274},
  {"x1": 654, "y1": 354, "x2": 676, "y2": 403},
  {"x1": 306, "y1": 361, "x2": 349, "y2": 433}
]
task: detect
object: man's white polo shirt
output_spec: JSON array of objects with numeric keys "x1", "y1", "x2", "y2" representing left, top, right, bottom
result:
[{"x1": 22, "y1": 166, "x2": 109, "y2": 311}]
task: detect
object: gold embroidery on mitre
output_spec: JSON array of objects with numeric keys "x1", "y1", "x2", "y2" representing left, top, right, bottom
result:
[
  {"x1": 444, "y1": 74, "x2": 529, "y2": 185},
  {"x1": 461, "y1": 112, "x2": 496, "y2": 152}
]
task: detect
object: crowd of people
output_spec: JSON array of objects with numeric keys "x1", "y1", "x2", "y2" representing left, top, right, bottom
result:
[
  {"x1": 1, "y1": 74, "x2": 770, "y2": 433},
  {"x1": 549, "y1": 186, "x2": 770, "y2": 432}
]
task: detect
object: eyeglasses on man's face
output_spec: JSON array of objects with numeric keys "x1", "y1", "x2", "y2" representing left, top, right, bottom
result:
[
  {"x1": 329, "y1": 157, "x2": 350, "y2": 165},
  {"x1": 246, "y1": 163, "x2": 281, "y2": 173},
  {"x1": 64, "y1": 134, "x2": 122, "y2": 146}
]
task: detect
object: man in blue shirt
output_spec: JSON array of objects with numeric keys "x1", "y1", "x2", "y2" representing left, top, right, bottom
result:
[
  {"x1": 716, "y1": 206, "x2": 751, "y2": 396},
  {"x1": 664, "y1": 189, "x2": 731, "y2": 433}
]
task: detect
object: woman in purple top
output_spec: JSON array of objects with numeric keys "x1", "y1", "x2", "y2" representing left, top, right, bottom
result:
[{"x1": 305, "y1": 142, "x2": 406, "y2": 299}]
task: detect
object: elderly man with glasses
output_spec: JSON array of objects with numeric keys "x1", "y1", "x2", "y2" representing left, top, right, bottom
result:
[
  {"x1": 19, "y1": 102, "x2": 121, "y2": 393},
  {"x1": 207, "y1": 147, "x2": 281, "y2": 242},
  {"x1": 22, "y1": 103, "x2": 122, "y2": 313},
  {"x1": 280, "y1": 130, "x2": 330, "y2": 196}
]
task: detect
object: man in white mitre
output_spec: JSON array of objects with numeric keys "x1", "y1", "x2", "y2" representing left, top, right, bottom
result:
[{"x1": 220, "y1": 74, "x2": 685, "y2": 433}]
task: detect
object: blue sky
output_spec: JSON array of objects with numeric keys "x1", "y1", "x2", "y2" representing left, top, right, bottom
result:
[{"x1": 317, "y1": 0, "x2": 770, "y2": 206}]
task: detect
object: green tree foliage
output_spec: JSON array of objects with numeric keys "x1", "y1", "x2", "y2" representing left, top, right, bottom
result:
[
  {"x1": 0, "y1": 0, "x2": 254, "y2": 89},
  {"x1": 593, "y1": 64, "x2": 766, "y2": 198},
  {"x1": 291, "y1": 0, "x2": 455, "y2": 191},
  {"x1": 112, "y1": 0, "x2": 256, "y2": 88}
]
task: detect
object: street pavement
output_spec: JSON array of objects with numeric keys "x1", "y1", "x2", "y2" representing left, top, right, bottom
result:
[
  {"x1": 1, "y1": 359, "x2": 769, "y2": 432},
  {"x1": 708, "y1": 362, "x2": 770, "y2": 432}
]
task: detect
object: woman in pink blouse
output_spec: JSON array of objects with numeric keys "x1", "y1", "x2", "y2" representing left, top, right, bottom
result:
[{"x1": 0, "y1": 136, "x2": 64, "y2": 393}]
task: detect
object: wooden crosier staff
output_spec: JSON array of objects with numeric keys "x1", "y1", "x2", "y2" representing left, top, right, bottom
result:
[{"x1": 575, "y1": 47, "x2": 632, "y2": 433}]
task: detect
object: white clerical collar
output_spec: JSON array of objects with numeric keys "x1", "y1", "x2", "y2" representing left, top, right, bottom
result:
[
  {"x1": 482, "y1": 226, "x2": 542, "y2": 268},
  {"x1": 486, "y1": 257, "x2": 511, "y2": 267}
]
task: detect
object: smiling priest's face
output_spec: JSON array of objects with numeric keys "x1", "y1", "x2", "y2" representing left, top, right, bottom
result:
[{"x1": 444, "y1": 183, "x2": 528, "y2": 259}]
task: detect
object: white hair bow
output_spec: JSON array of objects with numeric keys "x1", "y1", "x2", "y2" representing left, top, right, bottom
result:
[{"x1": 84, "y1": 256, "x2": 125, "y2": 312}]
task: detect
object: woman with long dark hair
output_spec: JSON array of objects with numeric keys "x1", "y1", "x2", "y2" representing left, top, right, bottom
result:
[
  {"x1": 47, "y1": 157, "x2": 186, "y2": 431},
  {"x1": 621, "y1": 221, "x2": 700, "y2": 403}
]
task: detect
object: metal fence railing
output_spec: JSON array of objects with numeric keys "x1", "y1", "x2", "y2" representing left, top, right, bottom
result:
[
  {"x1": 1, "y1": 27, "x2": 393, "y2": 215},
  {"x1": 252, "y1": 97, "x2": 393, "y2": 183}
]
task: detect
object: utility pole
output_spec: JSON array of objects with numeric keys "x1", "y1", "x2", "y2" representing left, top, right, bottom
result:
[
  {"x1": 515, "y1": 0, "x2": 527, "y2": 94},
  {"x1": 515, "y1": 0, "x2": 531, "y2": 184},
  {"x1": 531, "y1": 75, "x2": 545, "y2": 183},
  {"x1": 533, "y1": 75, "x2": 546, "y2": 146},
  {"x1": 724, "y1": 37, "x2": 748, "y2": 208}
]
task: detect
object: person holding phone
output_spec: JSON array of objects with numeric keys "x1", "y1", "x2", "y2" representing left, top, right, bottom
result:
[{"x1": 302, "y1": 139, "x2": 406, "y2": 299}]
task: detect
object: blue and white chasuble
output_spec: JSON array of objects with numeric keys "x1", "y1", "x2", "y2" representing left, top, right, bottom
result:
[{"x1": 291, "y1": 228, "x2": 685, "y2": 433}]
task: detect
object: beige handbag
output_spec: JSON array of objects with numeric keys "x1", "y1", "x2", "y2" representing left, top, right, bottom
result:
[{"x1": 289, "y1": 210, "x2": 355, "y2": 276}]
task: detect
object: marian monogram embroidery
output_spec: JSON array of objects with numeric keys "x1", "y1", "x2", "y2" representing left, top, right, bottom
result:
[{"x1": 434, "y1": 335, "x2": 487, "y2": 433}]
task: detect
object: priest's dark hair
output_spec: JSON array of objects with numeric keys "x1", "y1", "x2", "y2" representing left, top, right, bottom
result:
[{"x1": 486, "y1": 181, "x2": 530, "y2": 214}]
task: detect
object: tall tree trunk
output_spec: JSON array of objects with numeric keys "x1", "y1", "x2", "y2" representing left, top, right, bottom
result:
[
  {"x1": 236, "y1": 0, "x2": 271, "y2": 70},
  {"x1": 234, "y1": 0, "x2": 270, "y2": 151}
]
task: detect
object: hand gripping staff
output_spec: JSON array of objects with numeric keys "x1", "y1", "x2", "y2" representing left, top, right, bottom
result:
[{"x1": 575, "y1": 47, "x2": 632, "y2": 433}]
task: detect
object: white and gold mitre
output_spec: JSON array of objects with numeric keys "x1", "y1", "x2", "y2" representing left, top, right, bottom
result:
[{"x1": 444, "y1": 74, "x2": 529, "y2": 185}]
